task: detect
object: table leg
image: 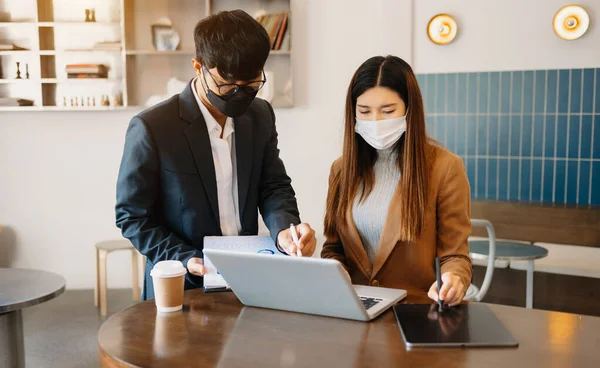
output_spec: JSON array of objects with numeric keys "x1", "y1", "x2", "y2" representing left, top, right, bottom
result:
[
  {"x1": 0, "y1": 310, "x2": 25, "y2": 368},
  {"x1": 526, "y1": 260, "x2": 534, "y2": 309}
]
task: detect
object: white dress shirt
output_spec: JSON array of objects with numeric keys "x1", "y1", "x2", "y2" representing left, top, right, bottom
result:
[{"x1": 192, "y1": 78, "x2": 242, "y2": 236}]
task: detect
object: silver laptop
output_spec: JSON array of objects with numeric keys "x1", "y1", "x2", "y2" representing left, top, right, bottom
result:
[{"x1": 203, "y1": 248, "x2": 406, "y2": 321}]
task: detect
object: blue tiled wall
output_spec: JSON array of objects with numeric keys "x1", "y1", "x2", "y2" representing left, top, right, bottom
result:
[{"x1": 417, "y1": 69, "x2": 600, "y2": 206}]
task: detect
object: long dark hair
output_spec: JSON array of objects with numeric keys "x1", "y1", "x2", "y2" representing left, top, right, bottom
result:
[{"x1": 324, "y1": 55, "x2": 430, "y2": 242}]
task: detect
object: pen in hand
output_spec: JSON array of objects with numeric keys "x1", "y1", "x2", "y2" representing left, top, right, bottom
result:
[
  {"x1": 289, "y1": 223, "x2": 302, "y2": 257},
  {"x1": 435, "y1": 256, "x2": 444, "y2": 311}
]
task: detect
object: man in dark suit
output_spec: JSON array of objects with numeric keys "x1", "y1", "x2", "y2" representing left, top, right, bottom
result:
[{"x1": 116, "y1": 10, "x2": 316, "y2": 300}]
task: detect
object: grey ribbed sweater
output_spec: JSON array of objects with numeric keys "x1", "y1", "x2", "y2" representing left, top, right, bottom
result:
[{"x1": 352, "y1": 147, "x2": 401, "y2": 265}]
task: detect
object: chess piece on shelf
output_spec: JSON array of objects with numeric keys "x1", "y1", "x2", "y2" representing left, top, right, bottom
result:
[
  {"x1": 70, "y1": 97, "x2": 74, "y2": 107},
  {"x1": 87, "y1": 97, "x2": 91, "y2": 106},
  {"x1": 26, "y1": 63, "x2": 30, "y2": 79},
  {"x1": 112, "y1": 94, "x2": 121, "y2": 107},
  {"x1": 92, "y1": 97, "x2": 96, "y2": 107},
  {"x1": 75, "y1": 97, "x2": 79, "y2": 107},
  {"x1": 16, "y1": 62, "x2": 22, "y2": 79},
  {"x1": 63, "y1": 97, "x2": 67, "y2": 107},
  {"x1": 85, "y1": 9, "x2": 91, "y2": 22},
  {"x1": 91, "y1": 9, "x2": 96, "y2": 22}
]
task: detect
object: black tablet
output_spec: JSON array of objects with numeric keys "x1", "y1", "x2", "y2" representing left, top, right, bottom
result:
[{"x1": 393, "y1": 303, "x2": 519, "y2": 348}]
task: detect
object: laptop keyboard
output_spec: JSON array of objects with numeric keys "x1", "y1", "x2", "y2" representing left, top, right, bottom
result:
[{"x1": 360, "y1": 296, "x2": 383, "y2": 310}]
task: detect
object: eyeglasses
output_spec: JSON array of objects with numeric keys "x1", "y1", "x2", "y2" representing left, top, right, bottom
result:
[{"x1": 202, "y1": 68, "x2": 266, "y2": 96}]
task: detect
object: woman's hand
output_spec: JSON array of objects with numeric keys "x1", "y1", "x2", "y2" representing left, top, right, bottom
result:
[{"x1": 427, "y1": 272, "x2": 465, "y2": 307}]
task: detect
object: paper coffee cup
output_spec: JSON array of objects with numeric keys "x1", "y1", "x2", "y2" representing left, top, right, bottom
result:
[{"x1": 150, "y1": 260, "x2": 187, "y2": 313}]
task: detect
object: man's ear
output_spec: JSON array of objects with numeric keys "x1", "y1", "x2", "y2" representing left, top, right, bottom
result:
[{"x1": 191, "y1": 58, "x2": 202, "y2": 75}]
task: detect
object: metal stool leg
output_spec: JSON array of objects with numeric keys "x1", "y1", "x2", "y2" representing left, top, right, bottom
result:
[
  {"x1": 131, "y1": 250, "x2": 140, "y2": 301},
  {"x1": 99, "y1": 249, "x2": 108, "y2": 316},
  {"x1": 526, "y1": 260, "x2": 534, "y2": 309}
]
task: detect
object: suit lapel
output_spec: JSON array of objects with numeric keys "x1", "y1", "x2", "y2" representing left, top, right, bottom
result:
[
  {"x1": 179, "y1": 81, "x2": 220, "y2": 226},
  {"x1": 234, "y1": 114, "x2": 253, "y2": 220},
  {"x1": 345, "y1": 204, "x2": 373, "y2": 278},
  {"x1": 372, "y1": 182, "x2": 403, "y2": 277}
]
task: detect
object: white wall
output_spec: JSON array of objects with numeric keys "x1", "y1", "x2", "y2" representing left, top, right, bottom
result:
[
  {"x1": 0, "y1": 0, "x2": 413, "y2": 289},
  {"x1": 0, "y1": 113, "x2": 128, "y2": 288},
  {"x1": 414, "y1": 0, "x2": 600, "y2": 73}
]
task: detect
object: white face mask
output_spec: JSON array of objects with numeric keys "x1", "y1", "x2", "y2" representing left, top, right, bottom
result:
[{"x1": 355, "y1": 115, "x2": 407, "y2": 150}]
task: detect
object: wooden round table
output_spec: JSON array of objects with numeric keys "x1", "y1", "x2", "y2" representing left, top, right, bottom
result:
[{"x1": 98, "y1": 289, "x2": 600, "y2": 367}]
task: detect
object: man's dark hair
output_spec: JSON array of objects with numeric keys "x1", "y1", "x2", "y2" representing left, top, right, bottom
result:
[{"x1": 194, "y1": 10, "x2": 270, "y2": 81}]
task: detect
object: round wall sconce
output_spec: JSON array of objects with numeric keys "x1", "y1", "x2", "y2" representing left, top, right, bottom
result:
[
  {"x1": 553, "y1": 5, "x2": 590, "y2": 40},
  {"x1": 427, "y1": 14, "x2": 458, "y2": 45}
]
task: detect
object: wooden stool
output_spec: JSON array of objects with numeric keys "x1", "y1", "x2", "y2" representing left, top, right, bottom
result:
[{"x1": 94, "y1": 240, "x2": 143, "y2": 316}]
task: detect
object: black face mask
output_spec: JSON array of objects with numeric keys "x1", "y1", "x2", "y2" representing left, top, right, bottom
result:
[
  {"x1": 200, "y1": 69, "x2": 258, "y2": 118},
  {"x1": 205, "y1": 87, "x2": 258, "y2": 118}
]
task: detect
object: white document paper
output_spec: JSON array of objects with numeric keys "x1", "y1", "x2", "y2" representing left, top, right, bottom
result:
[{"x1": 203, "y1": 236, "x2": 280, "y2": 290}]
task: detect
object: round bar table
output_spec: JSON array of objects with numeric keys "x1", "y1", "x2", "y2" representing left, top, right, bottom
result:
[
  {"x1": 98, "y1": 289, "x2": 600, "y2": 367},
  {"x1": 0, "y1": 268, "x2": 66, "y2": 368}
]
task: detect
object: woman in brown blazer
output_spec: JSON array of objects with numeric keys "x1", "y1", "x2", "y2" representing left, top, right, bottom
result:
[{"x1": 322, "y1": 55, "x2": 472, "y2": 306}]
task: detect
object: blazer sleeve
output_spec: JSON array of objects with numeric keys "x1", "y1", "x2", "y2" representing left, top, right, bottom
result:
[
  {"x1": 258, "y1": 101, "x2": 301, "y2": 244},
  {"x1": 320, "y1": 162, "x2": 348, "y2": 270},
  {"x1": 436, "y1": 155, "x2": 473, "y2": 289},
  {"x1": 115, "y1": 116, "x2": 203, "y2": 267}
]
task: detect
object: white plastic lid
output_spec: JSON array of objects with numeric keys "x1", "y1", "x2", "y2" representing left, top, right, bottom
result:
[{"x1": 150, "y1": 260, "x2": 187, "y2": 278}]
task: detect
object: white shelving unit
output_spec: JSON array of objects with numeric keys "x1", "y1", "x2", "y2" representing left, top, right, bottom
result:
[
  {"x1": 125, "y1": 50, "x2": 195, "y2": 56},
  {"x1": 0, "y1": 0, "x2": 293, "y2": 110},
  {"x1": 0, "y1": 79, "x2": 41, "y2": 84}
]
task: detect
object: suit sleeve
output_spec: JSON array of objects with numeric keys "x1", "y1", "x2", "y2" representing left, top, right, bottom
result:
[
  {"x1": 258, "y1": 101, "x2": 301, "y2": 245},
  {"x1": 436, "y1": 155, "x2": 473, "y2": 289},
  {"x1": 115, "y1": 116, "x2": 203, "y2": 268},
  {"x1": 320, "y1": 162, "x2": 348, "y2": 270}
]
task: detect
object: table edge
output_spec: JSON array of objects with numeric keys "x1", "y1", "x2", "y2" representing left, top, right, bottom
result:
[
  {"x1": 469, "y1": 253, "x2": 549, "y2": 261},
  {"x1": 99, "y1": 344, "x2": 138, "y2": 368},
  {"x1": 0, "y1": 278, "x2": 66, "y2": 314},
  {"x1": 469, "y1": 243, "x2": 549, "y2": 261}
]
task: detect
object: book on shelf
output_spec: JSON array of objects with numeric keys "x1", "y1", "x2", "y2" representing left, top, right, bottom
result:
[
  {"x1": 256, "y1": 12, "x2": 290, "y2": 51},
  {"x1": 67, "y1": 73, "x2": 109, "y2": 79},
  {"x1": 65, "y1": 64, "x2": 109, "y2": 77},
  {"x1": 279, "y1": 24, "x2": 290, "y2": 52},
  {"x1": 274, "y1": 13, "x2": 288, "y2": 51},
  {"x1": 65, "y1": 63, "x2": 108, "y2": 73},
  {"x1": 0, "y1": 97, "x2": 34, "y2": 107}
]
